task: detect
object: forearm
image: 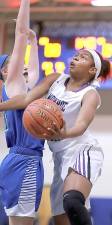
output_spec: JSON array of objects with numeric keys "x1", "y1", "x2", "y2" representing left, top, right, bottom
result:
[
  {"x1": 1, "y1": 73, "x2": 59, "y2": 111},
  {"x1": 0, "y1": 94, "x2": 27, "y2": 111},
  {"x1": 65, "y1": 121, "x2": 88, "y2": 139},
  {"x1": 16, "y1": 0, "x2": 29, "y2": 34},
  {"x1": 6, "y1": 0, "x2": 30, "y2": 84}
]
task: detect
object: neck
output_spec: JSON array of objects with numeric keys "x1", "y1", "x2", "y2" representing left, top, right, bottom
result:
[
  {"x1": 65, "y1": 76, "x2": 90, "y2": 92},
  {"x1": 68, "y1": 76, "x2": 89, "y2": 88}
]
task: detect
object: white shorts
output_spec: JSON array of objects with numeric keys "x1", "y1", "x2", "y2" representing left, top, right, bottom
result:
[
  {"x1": 50, "y1": 143, "x2": 104, "y2": 216},
  {"x1": 0, "y1": 152, "x2": 44, "y2": 218}
]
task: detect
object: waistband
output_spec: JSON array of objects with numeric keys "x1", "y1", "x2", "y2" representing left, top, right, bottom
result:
[{"x1": 10, "y1": 146, "x2": 43, "y2": 157}]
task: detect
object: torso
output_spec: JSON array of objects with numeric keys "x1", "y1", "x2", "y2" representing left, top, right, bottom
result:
[{"x1": 47, "y1": 73, "x2": 100, "y2": 153}]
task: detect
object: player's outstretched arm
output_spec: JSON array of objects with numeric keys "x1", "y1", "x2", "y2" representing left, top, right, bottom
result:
[
  {"x1": 6, "y1": 0, "x2": 30, "y2": 93},
  {"x1": 0, "y1": 73, "x2": 60, "y2": 111},
  {"x1": 27, "y1": 29, "x2": 39, "y2": 89}
]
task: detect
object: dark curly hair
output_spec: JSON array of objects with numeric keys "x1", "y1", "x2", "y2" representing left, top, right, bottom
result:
[{"x1": 96, "y1": 51, "x2": 111, "y2": 80}]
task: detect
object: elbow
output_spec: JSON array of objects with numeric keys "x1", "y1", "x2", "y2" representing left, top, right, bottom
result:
[
  {"x1": 79, "y1": 123, "x2": 88, "y2": 136},
  {"x1": 79, "y1": 129, "x2": 86, "y2": 136},
  {"x1": 75, "y1": 129, "x2": 85, "y2": 137}
]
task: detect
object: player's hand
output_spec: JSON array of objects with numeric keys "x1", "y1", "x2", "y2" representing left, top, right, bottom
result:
[
  {"x1": 28, "y1": 29, "x2": 36, "y2": 41},
  {"x1": 43, "y1": 121, "x2": 68, "y2": 140}
]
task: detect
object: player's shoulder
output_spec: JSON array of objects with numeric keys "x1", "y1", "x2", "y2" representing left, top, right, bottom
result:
[
  {"x1": 84, "y1": 86, "x2": 100, "y2": 98},
  {"x1": 83, "y1": 87, "x2": 101, "y2": 108},
  {"x1": 80, "y1": 84, "x2": 99, "y2": 97}
]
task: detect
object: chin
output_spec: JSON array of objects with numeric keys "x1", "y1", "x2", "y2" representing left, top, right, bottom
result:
[
  {"x1": 69, "y1": 68, "x2": 74, "y2": 73},
  {"x1": 69, "y1": 68, "x2": 75, "y2": 74}
]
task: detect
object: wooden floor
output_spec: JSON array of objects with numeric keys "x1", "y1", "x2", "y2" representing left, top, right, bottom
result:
[{"x1": 38, "y1": 186, "x2": 52, "y2": 225}]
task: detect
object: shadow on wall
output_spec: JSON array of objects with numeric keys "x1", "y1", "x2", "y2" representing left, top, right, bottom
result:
[{"x1": 91, "y1": 198, "x2": 112, "y2": 225}]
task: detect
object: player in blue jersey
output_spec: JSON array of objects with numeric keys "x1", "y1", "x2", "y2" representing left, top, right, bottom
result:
[{"x1": 0, "y1": 1, "x2": 44, "y2": 225}]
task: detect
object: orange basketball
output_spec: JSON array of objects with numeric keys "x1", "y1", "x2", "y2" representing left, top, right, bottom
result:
[{"x1": 22, "y1": 98, "x2": 64, "y2": 139}]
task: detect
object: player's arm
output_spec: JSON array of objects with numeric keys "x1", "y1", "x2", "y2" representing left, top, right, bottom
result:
[
  {"x1": 5, "y1": 0, "x2": 30, "y2": 94},
  {"x1": 64, "y1": 90, "x2": 100, "y2": 138},
  {"x1": 0, "y1": 73, "x2": 60, "y2": 111},
  {"x1": 27, "y1": 29, "x2": 39, "y2": 89},
  {"x1": 48, "y1": 90, "x2": 101, "y2": 140}
]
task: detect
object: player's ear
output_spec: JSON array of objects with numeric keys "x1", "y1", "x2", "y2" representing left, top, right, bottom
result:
[
  {"x1": 89, "y1": 67, "x2": 97, "y2": 76},
  {"x1": 1, "y1": 67, "x2": 7, "y2": 79}
]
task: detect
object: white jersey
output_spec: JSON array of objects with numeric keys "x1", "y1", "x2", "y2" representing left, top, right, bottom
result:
[
  {"x1": 47, "y1": 73, "x2": 101, "y2": 153},
  {"x1": 48, "y1": 74, "x2": 103, "y2": 216}
]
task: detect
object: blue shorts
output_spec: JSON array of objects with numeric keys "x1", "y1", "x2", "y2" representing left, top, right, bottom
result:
[{"x1": 0, "y1": 148, "x2": 44, "y2": 218}]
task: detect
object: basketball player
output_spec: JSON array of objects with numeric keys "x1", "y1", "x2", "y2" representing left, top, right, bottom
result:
[
  {"x1": 0, "y1": 49, "x2": 110, "y2": 225},
  {"x1": 0, "y1": 1, "x2": 45, "y2": 225}
]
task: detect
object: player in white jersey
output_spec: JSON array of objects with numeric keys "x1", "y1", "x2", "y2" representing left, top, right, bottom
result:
[
  {"x1": 0, "y1": 1, "x2": 45, "y2": 225},
  {"x1": 0, "y1": 49, "x2": 110, "y2": 225}
]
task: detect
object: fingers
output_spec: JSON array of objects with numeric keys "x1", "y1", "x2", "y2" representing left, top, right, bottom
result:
[
  {"x1": 47, "y1": 127, "x2": 57, "y2": 136},
  {"x1": 43, "y1": 124, "x2": 61, "y2": 140},
  {"x1": 42, "y1": 121, "x2": 66, "y2": 140},
  {"x1": 53, "y1": 122, "x2": 61, "y2": 133},
  {"x1": 42, "y1": 127, "x2": 57, "y2": 140}
]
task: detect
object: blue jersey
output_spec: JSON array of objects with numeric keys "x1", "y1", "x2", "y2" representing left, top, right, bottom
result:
[{"x1": 2, "y1": 85, "x2": 45, "y2": 153}]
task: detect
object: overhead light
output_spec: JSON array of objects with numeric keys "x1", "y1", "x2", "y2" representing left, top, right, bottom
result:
[{"x1": 92, "y1": 0, "x2": 112, "y2": 6}]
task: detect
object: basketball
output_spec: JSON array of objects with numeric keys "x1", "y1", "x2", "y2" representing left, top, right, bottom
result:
[{"x1": 22, "y1": 98, "x2": 64, "y2": 139}]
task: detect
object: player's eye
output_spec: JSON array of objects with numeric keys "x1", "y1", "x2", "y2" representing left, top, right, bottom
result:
[{"x1": 80, "y1": 54, "x2": 85, "y2": 58}]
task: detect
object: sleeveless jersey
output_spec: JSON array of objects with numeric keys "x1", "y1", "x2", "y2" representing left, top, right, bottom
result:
[
  {"x1": 2, "y1": 85, "x2": 44, "y2": 152},
  {"x1": 47, "y1": 73, "x2": 100, "y2": 153}
]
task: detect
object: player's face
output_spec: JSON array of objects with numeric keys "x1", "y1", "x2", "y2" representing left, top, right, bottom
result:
[
  {"x1": 69, "y1": 49, "x2": 95, "y2": 79},
  {"x1": 2, "y1": 64, "x2": 28, "y2": 83}
]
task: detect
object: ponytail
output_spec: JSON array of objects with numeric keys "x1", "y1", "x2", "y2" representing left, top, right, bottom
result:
[{"x1": 97, "y1": 52, "x2": 111, "y2": 80}]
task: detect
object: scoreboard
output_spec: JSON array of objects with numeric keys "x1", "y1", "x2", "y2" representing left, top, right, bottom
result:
[{"x1": 25, "y1": 36, "x2": 112, "y2": 89}]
